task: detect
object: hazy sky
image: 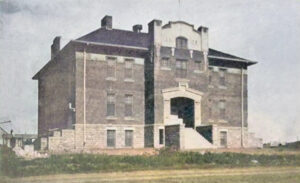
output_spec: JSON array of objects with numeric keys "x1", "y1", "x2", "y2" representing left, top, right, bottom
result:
[{"x1": 0, "y1": 0, "x2": 299, "y2": 142}]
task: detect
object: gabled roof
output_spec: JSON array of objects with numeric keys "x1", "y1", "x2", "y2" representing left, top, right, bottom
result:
[
  {"x1": 208, "y1": 48, "x2": 257, "y2": 65},
  {"x1": 77, "y1": 28, "x2": 150, "y2": 48}
]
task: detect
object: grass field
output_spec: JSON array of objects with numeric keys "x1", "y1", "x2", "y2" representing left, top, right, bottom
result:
[
  {"x1": 1, "y1": 146, "x2": 300, "y2": 182},
  {"x1": 2, "y1": 166, "x2": 300, "y2": 183}
]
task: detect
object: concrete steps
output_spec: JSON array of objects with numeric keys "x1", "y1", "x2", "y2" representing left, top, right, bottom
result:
[{"x1": 183, "y1": 128, "x2": 215, "y2": 149}]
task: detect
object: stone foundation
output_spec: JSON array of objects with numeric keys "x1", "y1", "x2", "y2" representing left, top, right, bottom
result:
[
  {"x1": 46, "y1": 124, "x2": 144, "y2": 152},
  {"x1": 212, "y1": 125, "x2": 262, "y2": 148}
]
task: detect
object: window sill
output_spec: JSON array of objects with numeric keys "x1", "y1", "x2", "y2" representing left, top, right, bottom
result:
[
  {"x1": 124, "y1": 78, "x2": 135, "y2": 82},
  {"x1": 106, "y1": 116, "x2": 118, "y2": 120},
  {"x1": 208, "y1": 119, "x2": 214, "y2": 123},
  {"x1": 160, "y1": 67, "x2": 171, "y2": 71},
  {"x1": 208, "y1": 85, "x2": 214, "y2": 88},
  {"x1": 194, "y1": 70, "x2": 204, "y2": 74},
  {"x1": 106, "y1": 77, "x2": 117, "y2": 81},
  {"x1": 124, "y1": 117, "x2": 135, "y2": 121},
  {"x1": 218, "y1": 85, "x2": 227, "y2": 89},
  {"x1": 218, "y1": 120, "x2": 228, "y2": 123}
]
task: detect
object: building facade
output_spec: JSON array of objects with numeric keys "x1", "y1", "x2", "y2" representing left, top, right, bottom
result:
[{"x1": 33, "y1": 15, "x2": 262, "y2": 151}]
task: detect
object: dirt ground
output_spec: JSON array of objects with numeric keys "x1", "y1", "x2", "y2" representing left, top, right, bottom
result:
[{"x1": 3, "y1": 166, "x2": 300, "y2": 183}]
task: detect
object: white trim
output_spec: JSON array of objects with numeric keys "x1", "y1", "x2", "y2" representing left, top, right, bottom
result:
[
  {"x1": 106, "y1": 116, "x2": 118, "y2": 120},
  {"x1": 124, "y1": 127, "x2": 135, "y2": 131},
  {"x1": 124, "y1": 78, "x2": 135, "y2": 82},
  {"x1": 160, "y1": 67, "x2": 172, "y2": 71},
  {"x1": 219, "y1": 129, "x2": 229, "y2": 132},
  {"x1": 72, "y1": 40, "x2": 149, "y2": 51},
  {"x1": 193, "y1": 70, "x2": 204, "y2": 74},
  {"x1": 218, "y1": 85, "x2": 227, "y2": 90},
  {"x1": 105, "y1": 127, "x2": 117, "y2": 130},
  {"x1": 124, "y1": 117, "x2": 135, "y2": 121},
  {"x1": 106, "y1": 77, "x2": 117, "y2": 81}
]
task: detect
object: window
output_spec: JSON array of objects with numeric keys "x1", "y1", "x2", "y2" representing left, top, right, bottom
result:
[
  {"x1": 209, "y1": 75, "x2": 212, "y2": 84},
  {"x1": 107, "y1": 93, "x2": 115, "y2": 116},
  {"x1": 161, "y1": 58, "x2": 170, "y2": 68},
  {"x1": 219, "y1": 68, "x2": 227, "y2": 86},
  {"x1": 107, "y1": 57, "x2": 116, "y2": 79},
  {"x1": 125, "y1": 130, "x2": 133, "y2": 147},
  {"x1": 208, "y1": 107, "x2": 212, "y2": 118},
  {"x1": 159, "y1": 129, "x2": 164, "y2": 145},
  {"x1": 124, "y1": 94, "x2": 133, "y2": 117},
  {"x1": 195, "y1": 62, "x2": 201, "y2": 71},
  {"x1": 176, "y1": 37, "x2": 188, "y2": 49},
  {"x1": 107, "y1": 130, "x2": 116, "y2": 147},
  {"x1": 218, "y1": 100, "x2": 226, "y2": 119},
  {"x1": 175, "y1": 60, "x2": 187, "y2": 78},
  {"x1": 125, "y1": 59, "x2": 133, "y2": 79},
  {"x1": 220, "y1": 131, "x2": 227, "y2": 147}
]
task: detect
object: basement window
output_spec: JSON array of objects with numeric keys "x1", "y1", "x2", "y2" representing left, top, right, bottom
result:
[
  {"x1": 125, "y1": 130, "x2": 133, "y2": 147},
  {"x1": 107, "y1": 130, "x2": 116, "y2": 148},
  {"x1": 159, "y1": 129, "x2": 164, "y2": 145},
  {"x1": 220, "y1": 131, "x2": 227, "y2": 148}
]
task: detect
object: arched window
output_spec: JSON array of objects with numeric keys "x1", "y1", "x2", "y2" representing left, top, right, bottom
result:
[{"x1": 176, "y1": 36, "x2": 188, "y2": 49}]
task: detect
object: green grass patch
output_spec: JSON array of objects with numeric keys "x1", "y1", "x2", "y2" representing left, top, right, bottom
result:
[{"x1": 1, "y1": 146, "x2": 300, "y2": 177}]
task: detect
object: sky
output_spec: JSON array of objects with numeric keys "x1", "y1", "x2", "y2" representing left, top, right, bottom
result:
[{"x1": 0, "y1": 0, "x2": 299, "y2": 142}]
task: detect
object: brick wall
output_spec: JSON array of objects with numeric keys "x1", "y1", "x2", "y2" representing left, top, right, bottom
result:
[{"x1": 37, "y1": 44, "x2": 76, "y2": 136}]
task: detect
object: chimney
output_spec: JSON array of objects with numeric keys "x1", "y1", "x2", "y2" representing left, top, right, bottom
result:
[
  {"x1": 101, "y1": 15, "x2": 112, "y2": 29},
  {"x1": 133, "y1": 24, "x2": 143, "y2": 33},
  {"x1": 198, "y1": 26, "x2": 209, "y2": 52},
  {"x1": 148, "y1": 19, "x2": 162, "y2": 45},
  {"x1": 51, "y1": 36, "x2": 61, "y2": 59}
]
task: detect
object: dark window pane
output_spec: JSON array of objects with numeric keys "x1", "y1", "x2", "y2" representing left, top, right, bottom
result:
[
  {"x1": 209, "y1": 75, "x2": 212, "y2": 84},
  {"x1": 125, "y1": 95, "x2": 133, "y2": 117},
  {"x1": 220, "y1": 77, "x2": 225, "y2": 86},
  {"x1": 220, "y1": 131, "x2": 227, "y2": 147},
  {"x1": 161, "y1": 58, "x2": 170, "y2": 67},
  {"x1": 176, "y1": 37, "x2": 188, "y2": 49},
  {"x1": 125, "y1": 60, "x2": 133, "y2": 79},
  {"x1": 107, "y1": 93, "x2": 115, "y2": 116},
  {"x1": 175, "y1": 60, "x2": 187, "y2": 78},
  {"x1": 218, "y1": 100, "x2": 226, "y2": 119},
  {"x1": 107, "y1": 58, "x2": 116, "y2": 78},
  {"x1": 107, "y1": 130, "x2": 116, "y2": 147},
  {"x1": 107, "y1": 104, "x2": 115, "y2": 116},
  {"x1": 125, "y1": 130, "x2": 133, "y2": 147},
  {"x1": 159, "y1": 129, "x2": 164, "y2": 145}
]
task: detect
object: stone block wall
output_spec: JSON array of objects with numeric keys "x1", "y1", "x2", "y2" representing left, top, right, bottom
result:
[
  {"x1": 74, "y1": 124, "x2": 144, "y2": 149},
  {"x1": 212, "y1": 125, "x2": 262, "y2": 148},
  {"x1": 48, "y1": 129, "x2": 75, "y2": 151}
]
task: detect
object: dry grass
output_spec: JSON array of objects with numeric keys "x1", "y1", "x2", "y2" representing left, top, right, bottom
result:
[{"x1": 3, "y1": 166, "x2": 300, "y2": 183}]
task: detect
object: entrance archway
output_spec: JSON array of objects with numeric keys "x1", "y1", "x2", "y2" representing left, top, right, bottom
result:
[
  {"x1": 162, "y1": 86, "x2": 203, "y2": 127},
  {"x1": 171, "y1": 97, "x2": 194, "y2": 128}
]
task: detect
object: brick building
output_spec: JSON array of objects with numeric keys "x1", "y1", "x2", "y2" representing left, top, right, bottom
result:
[{"x1": 32, "y1": 15, "x2": 262, "y2": 151}]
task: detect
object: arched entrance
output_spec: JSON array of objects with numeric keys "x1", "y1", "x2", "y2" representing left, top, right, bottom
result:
[
  {"x1": 162, "y1": 85, "x2": 203, "y2": 127},
  {"x1": 171, "y1": 97, "x2": 194, "y2": 128}
]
